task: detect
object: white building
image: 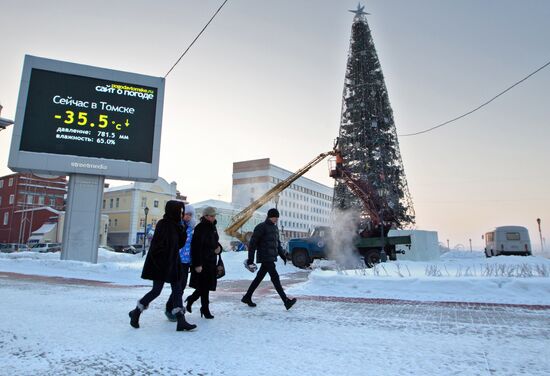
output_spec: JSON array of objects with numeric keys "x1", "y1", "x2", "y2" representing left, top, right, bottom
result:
[
  {"x1": 191, "y1": 199, "x2": 266, "y2": 250},
  {"x1": 232, "y1": 158, "x2": 333, "y2": 239}
]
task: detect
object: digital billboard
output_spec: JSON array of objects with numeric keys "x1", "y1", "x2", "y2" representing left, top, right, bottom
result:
[{"x1": 9, "y1": 55, "x2": 165, "y2": 181}]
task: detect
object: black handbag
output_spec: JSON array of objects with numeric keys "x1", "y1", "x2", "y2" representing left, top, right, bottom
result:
[{"x1": 216, "y1": 254, "x2": 225, "y2": 279}]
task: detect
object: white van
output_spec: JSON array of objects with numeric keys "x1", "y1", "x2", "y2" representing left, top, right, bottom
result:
[{"x1": 484, "y1": 226, "x2": 532, "y2": 257}]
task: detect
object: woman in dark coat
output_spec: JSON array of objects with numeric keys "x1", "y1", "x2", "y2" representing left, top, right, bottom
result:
[
  {"x1": 186, "y1": 206, "x2": 222, "y2": 319},
  {"x1": 129, "y1": 200, "x2": 196, "y2": 331}
]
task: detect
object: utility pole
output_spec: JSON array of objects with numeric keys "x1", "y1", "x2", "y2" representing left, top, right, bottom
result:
[
  {"x1": 537, "y1": 218, "x2": 544, "y2": 252},
  {"x1": 469, "y1": 238, "x2": 472, "y2": 252}
]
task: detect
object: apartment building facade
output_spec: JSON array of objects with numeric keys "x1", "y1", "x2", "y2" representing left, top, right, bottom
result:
[
  {"x1": 232, "y1": 158, "x2": 333, "y2": 239},
  {"x1": 102, "y1": 177, "x2": 185, "y2": 246}
]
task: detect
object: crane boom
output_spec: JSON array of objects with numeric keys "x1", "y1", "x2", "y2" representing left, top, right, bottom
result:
[{"x1": 225, "y1": 151, "x2": 335, "y2": 243}]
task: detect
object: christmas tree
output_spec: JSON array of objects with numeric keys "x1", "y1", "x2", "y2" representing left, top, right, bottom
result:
[{"x1": 333, "y1": 4, "x2": 415, "y2": 228}]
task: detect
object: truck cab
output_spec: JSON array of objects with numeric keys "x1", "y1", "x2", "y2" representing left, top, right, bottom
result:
[
  {"x1": 287, "y1": 225, "x2": 411, "y2": 268},
  {"x1": 287, "y1": 226, "x2": 332, "y2": 268}
]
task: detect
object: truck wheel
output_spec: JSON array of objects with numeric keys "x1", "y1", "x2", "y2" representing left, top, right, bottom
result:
[
  {"x1": 364, "y1": 250, "x2": 381, "y2": 268},
  {"x1": 292, "y1": 249, "x2": 310, "y2": 269}
]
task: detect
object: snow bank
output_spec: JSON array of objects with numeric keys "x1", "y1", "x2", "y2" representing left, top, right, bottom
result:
[
  {"x1": 0, "y1": 249, "x2": 300, "y2": 285},
  {"x1": 2, "y1": 248, "x2": 548, "y2": 305},
  {"x1": 288, "y1": 253, "x2": 550, "y2": 305}
]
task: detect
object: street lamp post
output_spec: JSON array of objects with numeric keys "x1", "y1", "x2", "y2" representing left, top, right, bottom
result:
[
  {"x1": 537, "y1": 218, "x2": 544, "y2": 252},
  {"x1": 142, "y1": 206, "x2": 149, "y2": 257},
  {"x1": 379, "y1": 216, "x2": 387, "y2": 262},
  {"x1": 469, "y1": 238, "x2": 472, "y2": 252}
]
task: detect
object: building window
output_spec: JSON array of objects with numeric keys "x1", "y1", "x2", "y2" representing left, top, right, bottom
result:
[
  {"x1": 0, "y1": 197, "x2": 2, "y2": 205},
  {"x1": 108, "y1": 219, "x2": 112, "y2": 227},
  {"x1": 154, "y1": 200, "x2": 159, "y2": 208},
  {"x1": 8, "y1": 178, "x2": 13, "y2": 187},
  {"x1": 50, "y1": 198, "x2": 56, "y2": 206},
  {"x1": 116, "y1": 198, "x2": 120, "y2": 208},
  {"x1": 38, "y1": 196, "x2": 45, "y2": 205},
  {"x1": 114, "y1": 219, "x2": 118, "y2": 227},
  {"x1": 102, "y1": 200, "x2": 105, "y2": 209},
  {"x1": 3, "y1": 212, "x2": 8, "y2": 225},
  {"x1": 0, "y1": 180, "x2": 3, "y2": 188},
  {"x1": 141, "y1": 197, "x2": 147, "y2": 208},
  {"x1": 26, "y1": 195, "x2": 33, "y2": 204},
  {"x1": 9, "y1": 194, "x2": 14, "y2": 204},
  {"x1": 109, "y1": 198, "x2": 113, "y2": 208}
]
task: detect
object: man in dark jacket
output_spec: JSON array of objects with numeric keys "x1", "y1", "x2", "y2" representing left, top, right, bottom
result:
[
  {"x1": 241, "y1": 208, "x2": 297, "y2": 310},
  {"x1": 129, "y1": 200, "x2": 196, "y2": 331}
]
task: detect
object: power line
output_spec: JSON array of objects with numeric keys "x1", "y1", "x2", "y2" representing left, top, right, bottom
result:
[
  {"x1": 399, "y1": 59, "x2": 550, "y2": 137},
  {"x1": 164, "y1": 0, "x2": 230, "y2": 78}
]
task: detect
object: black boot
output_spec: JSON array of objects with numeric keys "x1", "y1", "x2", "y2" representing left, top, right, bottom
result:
[
  {"x1": 185, "y1": 296, "x2": 194, "y2": 313},
  {"x1": 165, "y1": 301, "x2": 176, "y2": 322},
  {"x1": 200, "y1": 306, "x2": 214, "y2": 319},
  {"x1": 129, "y1": 302, "x2": 145, "y2": 328},
  {"x1": 284, "y1": 297, "x2": 297, "y2": 310},
  {"x1": 175, "y1": 309, "x2": 197, "y2": 331},
  {"x1": 241, "y1": 295, "x2": 257, "y2": 307}
]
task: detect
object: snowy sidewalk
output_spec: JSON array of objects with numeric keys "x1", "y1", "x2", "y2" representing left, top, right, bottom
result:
[{"x1": 1, "y1": 273, "x2": 549, "y2": 376}]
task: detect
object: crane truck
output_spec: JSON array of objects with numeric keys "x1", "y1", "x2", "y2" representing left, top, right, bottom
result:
[
  {"x1": 224, "y1": 152, "x2": 335, "y2": 243},
  {"x1": 225, "y1": 149, "x2": 411, "y2": 268}
]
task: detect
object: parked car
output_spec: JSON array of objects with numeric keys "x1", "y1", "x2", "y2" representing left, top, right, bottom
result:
[
  {"x1": 130, "y1": 244, "x2": 148, "y2": 254},
  {"x1": 484, "y1": 226, "x2": 532, "y2": 257},
  {"x1": 30, "y1": 243, "x2": 62, "y2": 253},
  {"x1": 123, "y1": 245, "x2": 139, "y2": 254},
  {"x1": 0, "y1": 243, "x2": 29, "y2": 253},
  {"x1": 113, "y1": 246, "x2": 126, "y2": 253}
]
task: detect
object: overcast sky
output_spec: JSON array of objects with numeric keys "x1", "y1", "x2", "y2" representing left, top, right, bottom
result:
[{"x1": 1, "y1": 0, "x2": 549, "y2": 249}]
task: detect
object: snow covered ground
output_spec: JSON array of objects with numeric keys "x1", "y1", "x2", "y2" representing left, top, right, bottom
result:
[
  {"x1": 1, "y1": 249, "x2": 549, "y2": 305},
  {"x1": 0, "y1": 249, "x2": 549, "y2": 375},
  {"x1": 289, "y1": 251, "x2": 550, "y2": 305},
  {"x1": 0, "y1": 248, "x2": 299, "y2": 286}
]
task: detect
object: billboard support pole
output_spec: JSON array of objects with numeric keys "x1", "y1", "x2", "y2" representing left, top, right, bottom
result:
[{"x1": 61, "y1": 174, "x2": 104, "y2": 263}]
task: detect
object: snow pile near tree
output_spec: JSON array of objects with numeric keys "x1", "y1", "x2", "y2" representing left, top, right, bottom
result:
[{"x1": 288, "y1": 252, "x2": 550, "y2": 305}]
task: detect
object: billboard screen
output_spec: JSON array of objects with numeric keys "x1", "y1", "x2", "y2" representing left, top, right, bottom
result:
[{"x1": 9, "y1": 56, "x2": 165, "y2": 181}]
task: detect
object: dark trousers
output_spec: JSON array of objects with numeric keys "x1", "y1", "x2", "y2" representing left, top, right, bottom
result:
[
  {"x1": 140, "y1": 279, "x2": 183, "y2": 311},
  {"x1": 244, "y1": 261, "x2": 287, "y2": 301},
  {"x1": 165, "y1": 264, "x2": 190, "y2": 312}
]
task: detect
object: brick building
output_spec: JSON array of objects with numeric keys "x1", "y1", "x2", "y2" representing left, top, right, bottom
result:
[{"x1": 0, "y1": 173, "x2": 67, "y2": 243}]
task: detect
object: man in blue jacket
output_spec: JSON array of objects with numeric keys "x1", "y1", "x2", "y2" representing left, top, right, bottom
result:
[{"x1": 242, "y1": 208, "x2": 296, "y2": 310}]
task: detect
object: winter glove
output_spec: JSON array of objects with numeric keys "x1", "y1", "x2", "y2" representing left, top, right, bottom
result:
[
  {"x1": 281, "y1": 253, "x2": 287, "y2": 265},
  {"x1": 243, "y1": 259, "x2": 258, "y2": 273}
]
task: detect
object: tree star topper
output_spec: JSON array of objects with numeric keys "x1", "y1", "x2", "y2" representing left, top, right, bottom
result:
[{"x1": 349, "y1": 3, "x2": 370, "y2": 18}]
